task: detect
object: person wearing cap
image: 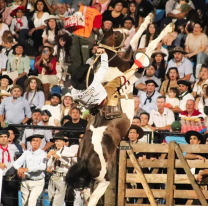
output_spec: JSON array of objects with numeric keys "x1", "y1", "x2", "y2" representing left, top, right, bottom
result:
[
  {"x1": 10, "y1": 6, "x2": 29, "y2": 44},
  {"x1": 135, "y1": 65, "x2": 161, "y2": 97},
  {"x1": 21, "y1": 109, "x2": 53, "y2": 151},
  {"x1": 140, "y1": 79, "x2": 161, "y2": 113},
  {"x1": 23, "y1": 76, "x2": 45, "y2": 110},
  {"x1": 13, "y1": 134, "x2": 47, "y2": 206},
  {"x1": 0, "y1": 74, "x2": 13, "y2": 93},
  {"x1": 166, "y1": 46, "x2": 195, "y2": 82},
  {"x1": 171, "y1": 80, "x2": 194, "y2": 113},
  {"x1": 0, "y1": 130, "x2": 20, "y2": 206},
  {"x1": 41, "y1": 109, "x2": 52, "y2": 125},
  {"x1": 6, "y1": 43, "x2": 30, "y2": 90},
  {"x1": 148, "y1": 96, "x2": 175, "y2": 133},
  {"x1": 41, "y1": 93, "x2": 61, "y2": 126},
  {"x1": 35, "y1": 45, "x2": 58, "y2": 100},
  {"x1": 47, "y1": 132, "x2": 79, "y2": 206},
  {"x1": 0, "y1": 85, "x2": 31, "y2": 126}
]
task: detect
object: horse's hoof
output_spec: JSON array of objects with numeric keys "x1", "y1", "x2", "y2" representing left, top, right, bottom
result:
[
  {"x1": 148, "y1": 13, "x2": 154, "y2": 23},
  {"x1": 163, "y1": 23, "x2": 175, "y2": 34}
]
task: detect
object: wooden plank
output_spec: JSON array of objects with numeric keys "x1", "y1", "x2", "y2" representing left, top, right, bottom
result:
[
  {"x1": 174, "y1": 143, "x2": 207, "y2": 206},
  {"x1": 151, "y1": 153, "x2": 167, "y2": 174},
  {"x1": 125, "y1": 143, "x2": 157, "y2": 206},
  {"x1": 186, "y1": 200, "x2": 193, "y2": 205},
  {"x1": 126, "y1": 174, "x2": 198, "y2": 184},
  {"x1": 166, "y1": 141, "x2": 175, "y2": 206},
  {"x1": 127, "y1": 159, "x2": 208, "y2": 168},
  {"x1": 118, "y1": 147, "x2": 127, "y2": 206},
  {"x1": 129, "y1": 143, "x2": 208, "y2": 153},
  {"x1": 125, "y1": 189, "x2": 208, "y2": 199}
]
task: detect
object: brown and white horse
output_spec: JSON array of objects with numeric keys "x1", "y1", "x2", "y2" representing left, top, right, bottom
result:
[{"x1": 66, "y1": 19, "x2": 175, "y2": 206}]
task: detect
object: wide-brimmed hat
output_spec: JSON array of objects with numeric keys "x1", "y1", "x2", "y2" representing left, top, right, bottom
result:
[
  {"x1": 0, "y1": 75, "x2": 13, "y2": 85},
  {"x1": 71, "y1": 64, "x2": 94, "y2": 90},
  {"x1": 41, "y1": 44, "x2": 54, "y2": 54},
  {"x1": 50, "y1": 132, "x2": 68, "y2": 142},
  {"x1": 126, "y1": 125, "x2": 144, "y2": 139},
  {"x1": 44, "y1": 15, "x2": 60, "y2": 24},
  {"x1": 11, "y1": 6, "x2": 25, "y2": 17},
  {"x1": 177, "y1": 80, "x2": 192, "y2": 92},
  {"x1": 185, "y1": 130, "x2": 205, "y2": 144},
  {"x1": 169, "y1": 46, "x2": 187, "y2": 54},
  {"x1": 13, "y1": 43, "x2": 24, "y2": 51},
  {"x1": 0, "y1": 92, "x2": 11, "y2": 97},
  {"x1": 6, "y1": 126, "x2": 19, "y2": 139},
  {"x1": 145, "y1": 79, "x2": 158, "y2": 87},
  {"x1": 24, "y1": 76, "x2": 42, "y2": 87},
  {"x1": 151, "y1": 50, "x2": 167, "y2": 59},
  {"x1": 26, "y1": 134, "x2": 44, "y2": 142}
]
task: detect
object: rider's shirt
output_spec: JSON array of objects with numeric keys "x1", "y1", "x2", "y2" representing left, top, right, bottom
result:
[{"x1": 71, "y1": 53, "x2": 108, "y2": 109}]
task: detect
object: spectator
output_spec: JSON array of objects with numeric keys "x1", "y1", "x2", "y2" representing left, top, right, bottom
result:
[
  {"x1": 138, "y1": 23, "x2": 157, "y2": 51},
  {"x1": 10, "y1": 6, "x2": 29, "y2": 44},
  {"x1": 35, "y1": 45, "x2": 58, "y2": 100},
  {"x1": 132, "y1": 116, "x2": 141, "y2": 127},
  {"x1": 127, "y1": 1, "x2": 137, "y2": 23},
  {"x1": 0, "y1": 130, "x2": 20, "y2": 206},
  {"x1": 29, "y1": 0, "x2": 50, "y2": 51},
  {"x1": 56, "y1": 3, "x2": 68, "y2": 18},
  {"x1": 160, "y1": 67, "x2": 179, "y2": 96},
  {"x1": 41, "y1": 109, "x2": 51, "y2": 125},
  {"x1": 0, "y1": 0, "x2": 13, "y2": 25},
  {"x1": 134, "y1": 95, "x2": 146, "y2": 117},
  {"x1": 166, "y1": 46, "x2": 195, "y2": 81},
  {"x1": 7, "y1": 125, "x2": 23, "y2": 153},
  {"x1": 195, "y1": 84, "x2": 208, "y2": 117},
  {"x1": 135, "y1": 0, "x2": 154, "y2": 28},
  {"x1": 123, "y1": 17, "x2": 135, "y2": 50},
  {"x1": 92, "y1": 0, "x2": 110, "y2": 13},
  {"x1": 21, "y1": 109, "x2": 53, "y2": 151},
  {"x1": 102, "y1": 1, "x2": 124, "y2": 28},
  {"x1": 47, "y1": 132, "x2": 78, "y2": 206},
  {"x1": 171, "y1": 80, "x2": 194, "y2": 113},
  {"x1": 13, "y1": 134, "x2": 47, "y2": 206},
  {"x1": 149, "y1": 96, "x2": 175, "y2": 132},
  {"x1": 0, "y1": 13, "x2": 9, "y2": 45},
  {"x1": 135, "y1": 65, "x2": 161, "y2": 97},
  {"x1": 70, "y1": 5, "x2": 101, "y2": 73},
  {"x1": 2, "y1": 36, "x2": 14, "y2": 56},
  {"x1": 192, "y1": 64, "x2": 208, "y2": 97},
  {"x1": 140, "y1": 79, "x2": 161, "y2": 113},
  {"x1": 151, "y1": 50, "x2": 167, "y2": 80},
  {"x1": 0, "y1": 75, "x2": 13, "y2": 93},
  {"x1": 41, "y1": 93, "x2": 61, "y2": 126},
  {"x1": 154, "y1": 40, "x2": 169, "y2": 61},
  {"x1": 61, "y1": 92, "x2": 73, "y2": 118},
  {"x1": 0, "y1": 85, "x2": 31, "y2": 126},
  {"x1": 61, "y1": 115, "x2": 72, "y2": 126},
  {"x1": 179, "y1": 99, "x2": 203, "y2": 119},
  {"x1": 64, "y1": 107, "x2": 87, "y2": 140},
  {"x1": 42, "y1": 15, "x2": 62, "y2": 47},
  {"x1": 166, "y1": 87, "x2": 180, "y2": 109},
  {"x1": 6, "y1": 43, "x2": 30, "y2": 91},
  {"x1": 23, "y1": 76, "x2": 45, "y2": 110},
  {"x1": 185, "y1": 22, "x2": 208, "y2": 78}
]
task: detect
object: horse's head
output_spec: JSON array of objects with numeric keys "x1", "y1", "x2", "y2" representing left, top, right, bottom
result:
[{"x1": 100, "y1": 28, "x2": 129, "y2": 49}]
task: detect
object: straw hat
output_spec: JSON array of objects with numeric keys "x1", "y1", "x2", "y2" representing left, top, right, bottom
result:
[
  {"x1": 44, "y1": 15, "x2": 60, "y2": 24},
  {"x1": 24, "y1": 76, "x2": 42, "y2": 87}
]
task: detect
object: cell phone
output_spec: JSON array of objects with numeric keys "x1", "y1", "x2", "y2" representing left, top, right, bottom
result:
[{"x1": 42, "y1": 49, "x2": 48, "y2": 54}]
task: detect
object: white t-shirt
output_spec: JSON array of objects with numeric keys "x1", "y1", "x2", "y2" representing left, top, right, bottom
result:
[
  {"x1": 193, "y1": 79, "x2": 208, "y2": 96},
  {"x1": 166, "y1": 96, "x2": 180, "y2": 107},
  {"x1": 71, "y1": 53, "x2": 109, "y2": 108},
  {"x1": 33, "y1": 12, "x2": 49, "y2": 28},
  {"x1": 179, "y1": 92, "x2": 194, "y2": 111}
]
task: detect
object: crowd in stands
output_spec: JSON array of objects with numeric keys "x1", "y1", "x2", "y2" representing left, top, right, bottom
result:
[{"x1": 0, "y1": 0, "x2": 208, "y2": 205}]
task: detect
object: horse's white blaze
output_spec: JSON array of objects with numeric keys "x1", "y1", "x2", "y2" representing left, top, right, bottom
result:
[
  {"x1": 102, "y1": 67, "x2": 123, "y2": 83},
  {"x1": 90, "y1": 125, "x2": 108, "y2": 181}
]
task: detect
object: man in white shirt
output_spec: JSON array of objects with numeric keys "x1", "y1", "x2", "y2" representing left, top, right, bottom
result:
[
  {"x1": 47, "y1": 132, "x2": 79, "y2": 206},
  {"x1": 42, "y1": 93, "x2": 61, "y2": 126},
  {"x1": 149, "y1": 96, "x2": 175, "y2": 132},
  {"x1": 171, "y1": 80, "x2": 194, "y2": 113}
]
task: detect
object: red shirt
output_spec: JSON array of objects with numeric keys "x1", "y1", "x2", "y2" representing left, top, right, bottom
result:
[
  {"x1": 180, "y1": 109, "x2": 203, "y2": 119},
  {"x1": 35, "y1": 56, "x2": 57, "y2": 75}
]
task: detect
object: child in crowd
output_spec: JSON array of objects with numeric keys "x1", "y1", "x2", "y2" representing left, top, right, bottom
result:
[
  {"x1": 10, "y1": 6, "x2": 29, "y2": 44},
  {"x1": 1, "y1": 36, "x2": 15, "y2": 56},
  {"x1": 166, "y1": 87, "x2": 180, "y2": 109}
]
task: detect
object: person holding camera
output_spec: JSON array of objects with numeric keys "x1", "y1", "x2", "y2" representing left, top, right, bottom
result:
[{"x1": 34, "y1": 45, "x2": 58, "y2": 100}]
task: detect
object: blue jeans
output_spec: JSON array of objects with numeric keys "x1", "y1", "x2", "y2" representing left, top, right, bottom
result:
[{"x1": 174, "y1": 33, "x2": 187, "y2": 47}]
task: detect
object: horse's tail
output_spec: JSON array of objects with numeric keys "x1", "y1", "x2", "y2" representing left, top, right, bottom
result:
[{"x1": 66, "y1": 159, "x2": 91, "y2": 191}]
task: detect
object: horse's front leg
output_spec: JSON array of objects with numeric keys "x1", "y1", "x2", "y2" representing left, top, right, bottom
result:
[{"x1": 88, "y1": 180, "x2": 110, "y2": 206}]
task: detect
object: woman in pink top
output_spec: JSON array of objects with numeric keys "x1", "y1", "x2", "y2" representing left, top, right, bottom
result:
[{"x1": 92, "y1": 0, "x2": 110, "y2": 13}]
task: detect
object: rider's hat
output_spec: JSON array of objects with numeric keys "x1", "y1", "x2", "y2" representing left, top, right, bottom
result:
[{"x1": 71, "y1": 64, "x2": 94, "y2": 90}]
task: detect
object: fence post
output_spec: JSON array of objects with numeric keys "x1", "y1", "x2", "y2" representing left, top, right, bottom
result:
[
  {"x1": 118, "y1": 141, "x2": 127, "y2": 206},
  {"x1": 166, "y1": 141, "x2": 175, "y2": 206}
]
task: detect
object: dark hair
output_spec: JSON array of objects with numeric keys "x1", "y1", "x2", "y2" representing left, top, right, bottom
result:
[
  {"x1": 127, "y1": 1, "x2": 137, "y2": 21},
  {"x1": 113, "y1": 0, "x2": 124, "y2": 8},
  {"x1": 152, "y1": 54, "x2": 166, "y2": 79},
  {"x1": 169, "y1": 87, "x2": 180, "y2": 98},
  {"x1": 34, "y1": 0, "x2": 50, "y2": 13},
  {"x1": 133, "y1": 116, "x2": 140, "y2": 121},
  {"x1": 4, "y1": 36, "x2": 13, "y2": 43},
  {"x1": 140, "y1": 112, "x2": 150, "y2": 120},
  {"x1": 145, "y1": 23, "x2": 157, "y2": 47},
  {"x1": 193, "y1": 21, "x2": 203, "y2": 29},
  {"x1": 71, "y1": 107, "x2": 82, "y2": 115},
  {"x1": 0, "y1": 13, "x2": 2, "y2": 23},
  {"x1": 166, "y1": 67, "x2": 179, "y2": 80},
  {"x1": 157, "y1": 96, "x2": 166, "y2": 101},
  {"x1": 12, "y1": 44, "x2": 25, "y2": 57},
  {"x1": 46, "y1": 19, "x2": 64, "y2": 36},
  {"x1": 32, "y1": 109, "x2": 42, "y2": 114}
]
